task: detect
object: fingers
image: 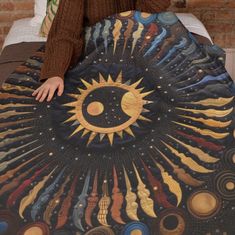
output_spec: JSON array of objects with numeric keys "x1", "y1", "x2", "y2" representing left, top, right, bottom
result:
[
  {"x1": 33, "y1": 86, "x2": 56, "y2": 102},
  {"x1": 47, "y1": 87, "x2": 57, "y2": 102},
  {"x1": 35, "y1": 88, "x2": 45, "y2": 101},
  {"x1": 57, "y1": 83, "x2": 64, "y2": 96},
  {"x1": 38, "y1": 88, "x2": 50, "y2": 102},
  {"x1": 32, "y1": 77, "x2": 64, "y2": 102},
  {"x1": 32, "y1": 87, "x2": 40, "y2": 96}
]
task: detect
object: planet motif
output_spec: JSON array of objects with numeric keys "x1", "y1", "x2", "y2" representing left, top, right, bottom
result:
[{"x1": 187, "y1": 191, "x2": 221, "y2": 219}]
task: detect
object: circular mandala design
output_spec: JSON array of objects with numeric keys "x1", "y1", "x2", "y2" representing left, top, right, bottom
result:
[
  {"x1": 153, "y1": 209, "x2": 187, "y2": 235},
  {"x1": 215, "y1": 171, "x2": 235, "y2": 200},
  {"x1": 223, "y1": 148, "x2": 235, "y2": 169},
  {"x1": 121, "y1": 222, "x2": 150, "y2": 235}
]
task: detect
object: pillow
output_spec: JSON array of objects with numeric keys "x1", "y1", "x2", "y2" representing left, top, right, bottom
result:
[
  {"x1": 30, "y1": 0, "x2": 47, "y2": 26},
  {"x1": 39, "y1": 0, "x2": 60, "y2": 37}
]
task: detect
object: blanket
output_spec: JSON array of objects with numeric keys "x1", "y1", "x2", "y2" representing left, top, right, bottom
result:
[{"x1": 0, "y1": 11, "x2": 234, "y2": 235}]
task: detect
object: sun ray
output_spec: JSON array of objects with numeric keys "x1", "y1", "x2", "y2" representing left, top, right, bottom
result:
[
  {"x1": 137, "y1": 87, "x2": 145, "y2": 93},
  {"x1": 189, "y1": 97, "x2": 234, "y2": 107},
  {"x1": 99, "y1": 73, "x2": 106, "y2": 83},
  {"x1": 0, "y1": 134, "x2": 32, "y2": 148},
  {"x1": 0, "y1": 139, "x2": 39, "y2": 161},
  {"x1": 161, "y1": 141, "x2": 214, "y2": 173},
  {"x1": 116, "y1": 71, "x2": 123, "y2": 83},
  {"x1": 81, "y1": 79, "x2": 92, "y2": 89},
  {"x1": 19, "y1": 167, "x2": 57, "y2": 218},
  {"x1": 0, "y1": 144, "x2": 44, "y2": 174},
  {"x1": 116, "y1": 131, "x2": 123, "y2": 138},
  {"x1": 141, "y1": 90, "x2": 154, "y2": 98},
  {"x1": 0, "y1": 111, "x2": 33, "y2": 119},
  {"x1": 0, "y1": 153, "x2": 43, "y2": 185},
  {"x1": 70, "y1": 125, "x2": 85, "y2": 137},
  {"x1": 113, "y1": 19, "x2": 122, "y2": 54},
  {"x1": 155, "y1": 162, "x2": 182, "y2": 206},
  {"x1": 2, "y1": 83, "x2": 34, "y2": 92},
  {"x1": 68, "y1": 110, "x2": 77, "y2": 114},
  {"x1": 63, "y1": 101, "x2": 78, "y2": 108},
  {"x1": 108, "y1": 75, "x2": 114, "y2": 83},
  {"x1": 154, "y1": 147, "x2": 204, "y2": 186},
  {"x1": 78, "y1": 88, "x2": 85, "y2": 94},
  {"x1": 179, "y1": 115, "x2": 232, "y2": 128},
  {"x1": 133, "y1": 163, "x2": 157, "y2": 218},
  {"x1": 176, "y1": 107, "x2": 233, "y2": 118},
  {"x1": 124, "y1": 127, "x2": 135, "y2": 137},
  {"x1": 123, "y1": 167, "x2": 139, "y2": 221},
  {"x1": 91, "y1": 79, "x2": 99, "y2": 85},
  {"x1": 0, "y1": 103, "x2": 34, "y2": 109},
  {"x1": 142, "y1": 108, "x2": 150, "y2": 113},
  {"x1": 87, "y1": 132, "x2": 98, "y2": 146},
  {"x1": 0, "y1": 127, "x2": 33, "y2": 139},
  {"x1": 0, "y1": 92, "x2": 30, "y2": 99},
  {"x1": 173, "y1": 121, "x2": 229, "y2": 139},
  {"x1": 143, "y1": 100, "x2": 154, "y2": 105},
  {"x1": 139, "y1": 115, "x2": 151, "y2": 122},
  {"x1": 82, "y1": 129, "x2": 90, "y2": 137},
  {"x1": 63, "y1": 115, "x2": 77, "y2": 124},
  {"x1": 131, "y1": 78, "x2": 143, "y2": 88},
  {"x1": 69, "y1": 94, "x2": 80, "y2": 99},
  {"x1": 108, "y1": 133, "x2": 114, "y2": 145},
  {"x1": 167, "y1": 135, "x2": 219, "y2": 163},
  {"x1": 0, "y1": 118, "x2": 34, "y2": 128}
]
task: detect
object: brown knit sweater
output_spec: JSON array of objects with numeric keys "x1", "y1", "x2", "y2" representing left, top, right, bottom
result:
[{"x1": 40, "y1": 0, "x2": 171, "y2": 81}]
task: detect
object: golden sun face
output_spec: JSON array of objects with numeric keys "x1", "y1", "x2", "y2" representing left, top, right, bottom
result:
[{"x1": 63, "y1": 72, "x2": 153, "y2": 146}]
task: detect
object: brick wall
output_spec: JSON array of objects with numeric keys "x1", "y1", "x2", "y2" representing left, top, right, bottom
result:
[
  {"x1": 0, "y1": 0, "x2": 235, "y2": 50},
  {"x1": 170, "y1": 0, "x2": 235, "y2": 48},
  {"x1": 0, "y1": 0, "x2": 34, "y2": 50}
]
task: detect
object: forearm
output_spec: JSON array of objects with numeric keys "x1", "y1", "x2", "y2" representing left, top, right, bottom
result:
[
  {"x1": 40, "y1": 0, "x2": 84, "y2": 81},
  {"x1": 136, "y1": 0, "x2": 171, "y2": 13},
  {"x1": 40, "y1": 40, "x2": 74, "y2": 81}
]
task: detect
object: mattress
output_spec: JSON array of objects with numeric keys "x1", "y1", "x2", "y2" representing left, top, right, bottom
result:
[{"x1": 2, "y1": 18, "x2": 46, "y2": 50}]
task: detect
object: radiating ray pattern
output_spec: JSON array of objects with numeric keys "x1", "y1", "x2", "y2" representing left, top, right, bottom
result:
[{"x1": 0, "y1": 11, "x2": 235, "y2": 235}]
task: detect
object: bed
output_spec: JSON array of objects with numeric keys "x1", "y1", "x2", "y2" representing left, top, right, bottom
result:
[
  {"x1": 0, "y1": 13, "x2": 213, "y2": 86},
  {"x1": 1, "y1": 11, "x2": 235, "y2": 235}
]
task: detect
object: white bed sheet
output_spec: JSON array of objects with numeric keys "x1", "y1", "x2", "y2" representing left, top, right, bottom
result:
[
  {"x1": 2, "y1": 18, "x2": 46, "y2": 50},
  {"x1": 177, "y1": 13, "x2": 212, "y2": 43},
  {"x1": 2, "y1": 13, "x2": 213, "y2": 50}
]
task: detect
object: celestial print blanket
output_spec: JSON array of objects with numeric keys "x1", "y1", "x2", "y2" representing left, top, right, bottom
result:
[{"x1": 0, "y1": 11, "x2": 235, "y2": 235}]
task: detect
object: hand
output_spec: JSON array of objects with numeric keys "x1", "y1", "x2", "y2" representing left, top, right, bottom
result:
[{"x1": 32, "y1": 76, "x2": 64, "y2": 102}]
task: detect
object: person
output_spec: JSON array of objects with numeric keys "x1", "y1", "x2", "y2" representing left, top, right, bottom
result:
[{"x1": 32, "y1": 0, "x2": 171, "y2": 102}]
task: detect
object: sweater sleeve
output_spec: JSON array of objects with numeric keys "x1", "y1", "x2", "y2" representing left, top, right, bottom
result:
[
  {"x1": 135, "y1": 0, "x2": 171, "y2": 13},
  {"x1": 40, "y1": 0, "x2": 85, "y2": 82}
]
